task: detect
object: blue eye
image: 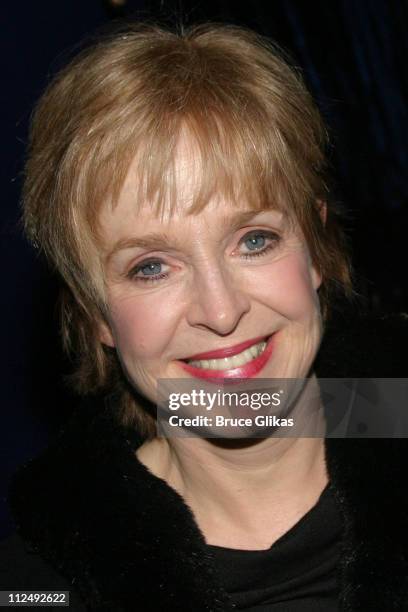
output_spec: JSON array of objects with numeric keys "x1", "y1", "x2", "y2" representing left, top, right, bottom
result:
[
  {"x1": 128, "y1": 259, "x2": 169, "y2": 283},
  {"x1": 139, "y1": 262, "x2": 162, "y2": 276},
  {"x1": 240, "y1": 230, "x2": 281, "y2": 259},
  {"x1": 244, "y1": 234, "x2": 266, "y2": 251}
]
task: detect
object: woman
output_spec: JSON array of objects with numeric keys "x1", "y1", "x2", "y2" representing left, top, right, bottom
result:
[{"x1": 1, "y1": 22, "x2": 408, "y2": 611}]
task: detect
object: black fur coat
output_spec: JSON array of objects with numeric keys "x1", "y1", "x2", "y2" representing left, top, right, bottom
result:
[{"x1": 1, "y1": 312, "x2": 408, "y2": 611}]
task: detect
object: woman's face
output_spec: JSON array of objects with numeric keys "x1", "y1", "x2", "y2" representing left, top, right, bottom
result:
[{"x1": 98, "y1": 147, "x2": 324, "y2": 405}]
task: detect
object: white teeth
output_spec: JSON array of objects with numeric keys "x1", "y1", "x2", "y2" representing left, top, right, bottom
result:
[
  {"x1": 243, "y1": 348, "x2": 254, "y2": 361},
  {"x1": 232, "y1": 353, "x2": 247, "y2": 367},
  {"x1": 187, "y1": 340, "x2": 267, "y2": 370},
  {"x1": 249, "y1": 345, "x2": 259, "y2": 358}
]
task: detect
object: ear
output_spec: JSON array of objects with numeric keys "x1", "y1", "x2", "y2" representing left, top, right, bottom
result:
[
  {"x1": 311, "y1": 265, "x2": 323, "y2": 291},
  {"x1": 317, "y1": 199, "x2": 327, "y2": 226},
  {"x1": 98, "y1": 318, "x2": 116, "y2": 348}
]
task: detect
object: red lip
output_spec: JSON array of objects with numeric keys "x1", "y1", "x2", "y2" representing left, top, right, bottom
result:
[
  {"x1": 183, "y1": 335, "x2": 269, "y2": 361},
  {"x1": 179, "y1": 333, "x2": 276, "y2": 381}
]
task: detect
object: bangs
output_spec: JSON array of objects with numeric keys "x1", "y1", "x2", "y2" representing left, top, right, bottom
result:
[
  {"x1": 126, "y1": 112, "x2": 294, "y2": 222},
  {"x1": 81, "y1": 34, "x2": 327, "y2": 237},
  {"x1": 90, "y1": 104, "x2": 307, "y2": 242}
]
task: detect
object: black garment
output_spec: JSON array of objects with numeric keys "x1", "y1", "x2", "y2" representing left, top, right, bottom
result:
[
  {"x1": 1, "y1": 313, "x2": 408, "y2": 611},
  {"x1": 0, "y1": 534, "x2": 86, "y2": 610},
  {"x1": 208, "y1": 485, "x2": 341, "y2": 611}
]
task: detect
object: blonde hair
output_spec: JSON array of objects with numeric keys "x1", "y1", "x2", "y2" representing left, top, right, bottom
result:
[{"x1": 22, "y1": 22, "x2": 354, "y2": 437}]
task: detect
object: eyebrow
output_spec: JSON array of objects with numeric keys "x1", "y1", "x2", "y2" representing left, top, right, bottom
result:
[{"x1": 105, "y1": 209, "x2": 280, "y2": 262}]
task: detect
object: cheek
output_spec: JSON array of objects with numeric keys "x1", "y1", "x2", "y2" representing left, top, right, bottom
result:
[
  {"x1": 108, "y1": 291, "x2": 183, "y2": 360},
  {"x1": 248, "y1": 253, "x2": 320, "y2": 320}
]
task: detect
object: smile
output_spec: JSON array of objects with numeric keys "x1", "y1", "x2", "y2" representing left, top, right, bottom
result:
[
  {"x1": 187, "y1": 339, "x2": 267, "y2": 370},
  {"x1": 179, "y1": 334, "x2": 276, "y2": 380}
]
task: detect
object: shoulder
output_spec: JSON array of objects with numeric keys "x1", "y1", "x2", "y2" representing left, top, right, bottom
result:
[{"x1": 0, "y1": 533, "x2": 86, "y2": 610}]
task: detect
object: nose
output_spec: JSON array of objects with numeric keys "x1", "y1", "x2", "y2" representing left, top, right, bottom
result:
[{"x1": 186, "y1": 263, "x2": 251, "y2": 335}]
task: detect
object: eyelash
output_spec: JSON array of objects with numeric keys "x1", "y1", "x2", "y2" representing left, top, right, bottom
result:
[{"x1": 127, "y1": 230, "x2": 281, "y2": 284}]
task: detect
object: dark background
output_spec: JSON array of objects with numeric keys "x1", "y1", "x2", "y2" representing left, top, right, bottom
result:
[{"x1": 1, "y1": 0, "x2": 407, "y2": 539}]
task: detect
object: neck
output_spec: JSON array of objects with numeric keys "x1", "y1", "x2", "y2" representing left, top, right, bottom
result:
[{"x1": 137, "y1": 430, "x2": 328, "y2": 549}]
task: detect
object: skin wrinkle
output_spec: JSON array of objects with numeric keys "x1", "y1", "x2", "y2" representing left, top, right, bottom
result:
[{"x1": 105, "y1": 210, "x2": 278, "y2": 268}]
